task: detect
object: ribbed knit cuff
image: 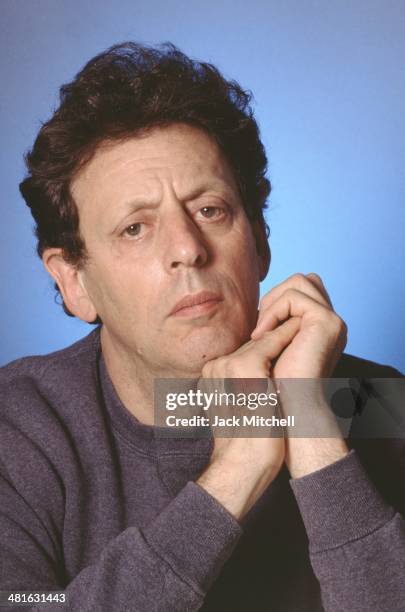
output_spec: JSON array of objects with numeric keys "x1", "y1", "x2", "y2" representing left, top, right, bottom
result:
[
  {"x1": 290, "y1": 450, "x2": 395, "y2": 553},
  {"x1": 144, "y1": 481, "x2": 242, "y2": 594}
]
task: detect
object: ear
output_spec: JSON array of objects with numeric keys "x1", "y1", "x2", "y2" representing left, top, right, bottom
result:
[
  {"x1": 252, "y1": 216, "x2": 271, "y2": 281},
  {"x1": 42, "y1": 248, "x2": 98, "y2": 323}
]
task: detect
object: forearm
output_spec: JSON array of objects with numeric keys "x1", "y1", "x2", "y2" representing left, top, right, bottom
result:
[
  {"x1": 2, "y1": 483, "x2": 241, "y2": 612},
  {"x1": 197, "y1": 453, "x2": 275, "y2": 521},
  {"x1": 291, "y1": 451, "x2": 405, "y2": 612},
  {"x1": 197, "y1": 436, "x2": 284, "y2": 521},
  {"x1": 287, "y1": 437, "x2": 349, "y2": 479}
]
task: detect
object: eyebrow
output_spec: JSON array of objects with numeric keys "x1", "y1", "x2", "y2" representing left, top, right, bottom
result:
[
  {"x1": 120, "y1": 198, "x2": 160, "y2": 212},
  {"x1": 121, "y1": 181, "x2": 235, "y2": 211},
  {"x1": 109, "y1": 179, "x2": 237, "y2": 229},
  {"x1": 106, "y1": 199, "x2": 159, "y2": 234},
  {"x1": 179, "y1": 180, "x2": 236, "y2": 202}
]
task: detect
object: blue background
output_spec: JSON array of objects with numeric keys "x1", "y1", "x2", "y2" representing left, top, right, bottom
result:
[{"x1": 1, "y1": 0, "x2": 404, "y2": 371}]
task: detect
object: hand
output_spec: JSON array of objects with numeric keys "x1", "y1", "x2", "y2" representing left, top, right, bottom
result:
[
  {"x1": 197, "y1": 317, "x2": 300, "y2": 520},
  {"x1": 251, "y1": 272, "x2": 349, "y2": 477},
  {"x1": 251, "y1": 272, "x2": 347, "y2": 379}
]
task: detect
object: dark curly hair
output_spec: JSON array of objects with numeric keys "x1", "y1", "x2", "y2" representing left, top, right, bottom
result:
[{"x1": 19, "y1": 42, "x2": 271, "y2": 321}]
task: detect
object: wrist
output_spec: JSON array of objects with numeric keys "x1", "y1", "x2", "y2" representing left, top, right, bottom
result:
[
  {"x1": 287, "y1": 437, "x2": 349, "y2": 479},
  {"x1": 197, "y1": 447, "x2": 281, "y2": 521}
]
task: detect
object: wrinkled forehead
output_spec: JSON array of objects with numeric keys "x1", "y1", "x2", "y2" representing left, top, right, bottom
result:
[{"x1": 70, "y1": 123, "x2": 240, "y2": 211}]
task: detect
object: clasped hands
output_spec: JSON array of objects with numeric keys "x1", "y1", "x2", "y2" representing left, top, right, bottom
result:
[{"x1": 201, "y1": 272, "x2": 349, "y2": 481}]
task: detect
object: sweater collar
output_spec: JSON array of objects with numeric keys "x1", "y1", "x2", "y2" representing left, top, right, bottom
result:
[{"x1": 94, "y1": 329, "x2": 212, "y2": 457}]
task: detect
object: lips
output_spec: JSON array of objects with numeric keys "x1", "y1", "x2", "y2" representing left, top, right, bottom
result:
[{"x1": 170, "y1": 291, "x2": 223, "y2": 317}]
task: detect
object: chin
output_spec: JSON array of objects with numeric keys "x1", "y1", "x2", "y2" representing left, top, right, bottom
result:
[{"x1": 174, "y1": 327, "x2": 247, "y2": 374}]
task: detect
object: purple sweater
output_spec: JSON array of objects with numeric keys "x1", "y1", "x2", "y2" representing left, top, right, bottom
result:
[{"x1": 1, "y1": 328, "x2": 404, "y2": 611}]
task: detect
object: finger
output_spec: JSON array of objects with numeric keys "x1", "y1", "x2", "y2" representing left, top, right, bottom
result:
[
  {"x1": 256, "y1": 273, "x2": 331, "y2": 325},
  {"x1": 251, "y1": 316, "x2": 301, "y2": 362},
  {"x1": 305, "y1": 273, "x2": 333, "y2": 307},
  {"x1": 225, "y1": 317, "x2": 301, "y2": 377},
  {"x1": 203, "y1": 317, "x2": 301, "y2": 378},
  {"x1": 253, "y1": 273, "x2": 332, "y2": 337},
  {"x1": 251, "y1": 288, "x2": 331, "y2": 339}
]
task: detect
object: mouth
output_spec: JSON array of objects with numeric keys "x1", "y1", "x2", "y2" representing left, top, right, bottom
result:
[{"x1": 170, "y1": 291, "x2": 223, "y2": 318}]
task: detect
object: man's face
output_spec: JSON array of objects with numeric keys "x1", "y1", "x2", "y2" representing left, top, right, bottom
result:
[{"x1": 71, "y1": 124, "x2": 268, "y2": 376}]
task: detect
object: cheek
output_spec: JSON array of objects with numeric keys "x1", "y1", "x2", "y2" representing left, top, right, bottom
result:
[
  {"x1": 93, "y1": 262, "x2": 165, "y2": 328},
  {"x1": 82, "y1": 262, "x2": 131, "y2": 319},
  {"x1": 227, "y1": 226, "x2": 261, "y2": 283},
  {"x1": 217, "y1": 233, "x2": 260, "y2": 325}
]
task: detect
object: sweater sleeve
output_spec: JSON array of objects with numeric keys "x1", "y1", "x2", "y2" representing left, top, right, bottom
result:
[
  {"x1": 290, "y1": 450, "x2": 405, "y2": 612},
  {"x1": 0, "y1": 475, "x2": 241, "y2": 612}
]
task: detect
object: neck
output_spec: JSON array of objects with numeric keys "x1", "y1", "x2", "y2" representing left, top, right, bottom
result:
[{"x1": 100, "y1": 326, "x2": 201, "y2": 425}]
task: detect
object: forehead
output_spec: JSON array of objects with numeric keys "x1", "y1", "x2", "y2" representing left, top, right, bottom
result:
[{"x1": 71, "y1": 123, "x2": 239, "y2": 206}]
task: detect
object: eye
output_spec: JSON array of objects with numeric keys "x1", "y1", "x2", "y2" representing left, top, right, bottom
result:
[
  {"x1": 197, "y1": 206, "x2": 226, "y2": 220},
  {"x1": 122, "y1": 223, "x2": 143, "y2": 238}
]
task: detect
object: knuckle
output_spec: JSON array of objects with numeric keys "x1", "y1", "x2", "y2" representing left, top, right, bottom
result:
[
  {"x1": 338, "y1": 317, "x2": 348, "y2": 337},
  {"x1": 291, "y1": 272, "x2": 306, "y2": 284},
  {"x1": 285, "y1": 287, "x2": 300, "y2": 299},
  {"x1": 324, "y1": 311, "x2": 339, "y2": 327},
  {"x1": 328, "y1": 315, "x2": 348, "y2": 352},
  {"x1": 340, "y1": 321, "x2": 349, "y2": 348},
  {"x1": 260, "y1": 292, "x2": 272, "y2": 307},
  {"x1": 307, "y1": 272, "x2": 322, "y2": 284},
  {"x1": 207, "y1": 355, "x2": 237, "y2": 378},
  {"x1": 327, "y1": 312, "x2": 347, "y2": 336}
]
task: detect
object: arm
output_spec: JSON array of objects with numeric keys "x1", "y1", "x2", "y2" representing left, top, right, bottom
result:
[
  {"x1": 0, "y1": 469, "x2": 241, "y2": 612},
  {"x1": 0, "y1": 309, "x2": 302, "y2": 611},
  {"x1": 290, "y1": 450, "x2": 405, "y2": 612},
  {"x1": 247, "y1": 272, "x2": 405, "y2": 610}
]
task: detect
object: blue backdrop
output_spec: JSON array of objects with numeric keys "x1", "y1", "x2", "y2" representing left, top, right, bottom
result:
[{"x1": 1, "y1": 0, "x2": 404, "y2": 372}]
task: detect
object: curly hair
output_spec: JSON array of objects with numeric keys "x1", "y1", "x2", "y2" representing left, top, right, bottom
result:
[{"x1": 19, "y1": 42, "x2": 271, "y2": 320}]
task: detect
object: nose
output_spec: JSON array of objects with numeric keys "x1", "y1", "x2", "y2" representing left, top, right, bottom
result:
[{"x1": 160, "y1": 207, "x2": 209, "y2": 272}]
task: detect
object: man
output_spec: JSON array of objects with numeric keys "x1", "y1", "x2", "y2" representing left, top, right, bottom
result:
[{"x1": 1, "y1": 42, "x2": 404, "y2": 611}]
